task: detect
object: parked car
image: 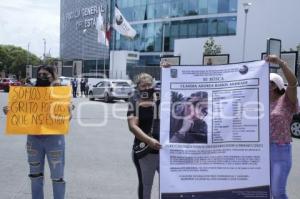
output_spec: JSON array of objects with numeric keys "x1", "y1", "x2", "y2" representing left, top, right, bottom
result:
[
  {"x1": 58, "y1": 76, "x2": 72, "y2": 86},
  {"x1": 290, "y1": 112, "x2": 300, "y2": 138},
  {"x1": 154, "y1": 80, "x2": 161, "y2": 91},
  {"x1": 89, "y1": 79, "x2": 134, "y2": 102},
  {"x1": 0, "y1": 78, "x2": 22, "y2": 92}
]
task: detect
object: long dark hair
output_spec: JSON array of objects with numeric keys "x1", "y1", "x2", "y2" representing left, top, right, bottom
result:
[{"x1": 36, "y1": 65, "x2": 58, "y2": 81}]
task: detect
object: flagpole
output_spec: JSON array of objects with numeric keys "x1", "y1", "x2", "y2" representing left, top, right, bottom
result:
[
  {"x1": 110, "y1": 0, "x2": 115, "y2": 79},
  {"x1": 96, "y1": 59, "x2": 98, "y2": 78},
  {"x1": 107, "y1": 0, "x2": 114, "y2": 78}
]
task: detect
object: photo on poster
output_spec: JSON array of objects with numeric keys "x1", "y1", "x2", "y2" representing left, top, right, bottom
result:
[{"x1": 170, "y1": 91, "x2": 208, "y2": 144}]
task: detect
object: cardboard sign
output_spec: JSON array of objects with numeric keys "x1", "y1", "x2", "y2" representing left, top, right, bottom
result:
[{"x1": 6, "y1": 86, "x2": 72, "y2": 135}]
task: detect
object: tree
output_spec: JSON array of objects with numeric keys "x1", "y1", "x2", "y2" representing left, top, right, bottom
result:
[
  {"x1": 203, "y1": 37, "x2": 222, "y2": 55},
  {"x1": 0, "y1": 45, "x2": 41, "y2": 78}
]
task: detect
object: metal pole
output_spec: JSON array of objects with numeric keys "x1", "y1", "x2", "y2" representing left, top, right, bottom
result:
[
  {"x1": 27, "y1": 42, "x2": 30, "y2": 67},
  {"x1": 103, "y1": 51, "x2": 106, "y2": 78},
  {"x1": 242, "y1": 3, "x2": 251, "y2": 61},
  {"x1": 162, "y1": 22, "x2": 165, "y2": 57},
  {"x1": 43, "y1": 38, "x2": 46, "y2": 63},
  {"x1": 96, "y1": 59, "x2": 98, "y2": 78},
  {"x1": 109, "y1": 1, "x2": 114, "y2": 79},
  {"x1": 82, "y1": 29, "x2": 87, "y2": 77},
  {"x1": 242, "y1": 10, "x2": 248, "y2": 61}
]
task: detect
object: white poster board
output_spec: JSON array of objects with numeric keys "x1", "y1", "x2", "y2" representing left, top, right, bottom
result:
[
  {"x1": 203, "y1": 54, "x2": 230, "y2": 65},
  {"x1": 160, "y1": 61, "x2": 270, "y2": 198}
]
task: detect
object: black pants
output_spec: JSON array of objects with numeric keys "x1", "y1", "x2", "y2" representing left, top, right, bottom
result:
[
  {"x1": 72, "y1": 87, "x2": 77, "y2": 97},
  {"x1": 132, "y1": 152, "x2": 159, "y2": 199}
]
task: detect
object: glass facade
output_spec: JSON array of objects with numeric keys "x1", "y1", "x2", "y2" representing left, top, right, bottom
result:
[
  {"x1": 60, "y1": 0, "x2": 109, "y2": 61},
  {"x1": 114, "y1": 0, "x2": 238, "y2": 65},
  {"x1": 116, "y1": 0, "x2": 237, "y2": 21},
  {"x1": 116, "y1": 17, "x2": 237, "y2": 52}
]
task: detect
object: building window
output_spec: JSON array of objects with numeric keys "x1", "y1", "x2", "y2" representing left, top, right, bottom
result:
[
  {"x1": 229, "y1": 0, "x2": 237, "y2": 12},
  {"x1": 198, "y1": 0, "x2": 208, "y2": 15},
  {"x1": 188, "y1": 23, "x2": 198, "y2": 37},
  {"x1": 218, "y1": 0, "x2": 229, "y2": 13},
  {"x1": 208, "y1": 0, "x2": 218, "y2": 14},
  {"x1": 198, "y1": 19, "x2": 208, "y2": 36},
  {"x1": 118, "y1": 0, "x2": 237, "y2": 22},
  {"x1": 208, "y1": 18, "x2": 218, "y2": 35},
  {"x1": 217, "y1": 19, "x2": 228, "y2": 35}
]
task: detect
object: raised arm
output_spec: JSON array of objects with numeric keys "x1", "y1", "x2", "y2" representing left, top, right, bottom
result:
[{"x1": 266, "y1": 55, "x2": 298, "y2": 103}]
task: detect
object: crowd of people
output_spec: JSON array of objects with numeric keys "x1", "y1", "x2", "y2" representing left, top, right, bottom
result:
[{"x1": 2, "y1": 55, "x2": 299, "y2": 199}]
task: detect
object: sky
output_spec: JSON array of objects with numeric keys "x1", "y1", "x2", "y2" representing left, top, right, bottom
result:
[{"x1": 0, "y1": 0, "x2": 60, "y2": 58}]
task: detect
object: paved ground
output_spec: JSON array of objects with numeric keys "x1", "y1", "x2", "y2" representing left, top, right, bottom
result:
[
  {"x1": 0, "y1": 92, "x2": 299, "y2": 199},
  {"x1": 0, "y1": 94, "x2": 158, "y2": 199}
]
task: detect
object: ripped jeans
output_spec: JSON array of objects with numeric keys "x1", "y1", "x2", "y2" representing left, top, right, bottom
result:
[{"x1": 26, "y1": 135, "x2": 65, "y2": 199}]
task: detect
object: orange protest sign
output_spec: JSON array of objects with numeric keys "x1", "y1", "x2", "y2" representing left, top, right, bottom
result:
[{"x1": 6, "y1": 86, "x2": 72, "y2": 135}]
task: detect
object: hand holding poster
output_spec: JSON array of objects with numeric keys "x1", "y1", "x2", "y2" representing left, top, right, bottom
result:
[
  {"x1": 6, "y1": 86, "x2": 72, "y2": 135},
  {"x1": 160, "y1": 61, "x2": 270, "y2": 198}
]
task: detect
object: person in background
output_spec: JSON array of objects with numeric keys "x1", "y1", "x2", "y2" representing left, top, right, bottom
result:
[
  {"x1": 127, "y1": 73, "x2": 161, "y2": 199},
  {"x1": 268, "y1": 55, "x2": 298, "y2": 199},
  {"x1": 85, "y1": 79, "x2": 89, "y2": 97},
  {"x1": 3, "y1": 65, "x2": 72, "y2": 199},
  {"x1": 71, "y1": 78, "x2": 78, "y2": 98},
  {"x1": 80, "y1": 79, "x2": 86, "y2": 97}
]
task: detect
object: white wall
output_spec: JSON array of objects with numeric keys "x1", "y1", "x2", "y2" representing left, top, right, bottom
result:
[
  {"x1": 175, "y1": 0, "x2": 300, "y2": 65},
  {"x1": 110, "y1": 51, "x2": 127, "y2": 79},
  {"x1": 109, "y1": 50, "x2": 139, "y2": 79}
]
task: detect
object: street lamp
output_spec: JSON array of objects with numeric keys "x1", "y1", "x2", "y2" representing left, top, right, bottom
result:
[
  {"x1": 82, "y1": 29, "x2": 87, "y2": 77},
  {"x1": 161, "y1": 17, "x2": 170, "y2": 57},
  {"x1": 27, "y1": 42, "x2": 30, "y2": 67},
  {"x1": 43, "y1": 38, "x2": 47, "y2": 63},
  {"x1": 242, "y1": 2, "x2": 252, "y2": 61}
]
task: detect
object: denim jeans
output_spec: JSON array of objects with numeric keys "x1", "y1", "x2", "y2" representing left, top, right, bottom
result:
[
  {"x1": 26, "y1": 135, "x2": 65, "y2": 199},
  {"x1": 270, "y1": 143, "x2": 292, "y2": 199}
]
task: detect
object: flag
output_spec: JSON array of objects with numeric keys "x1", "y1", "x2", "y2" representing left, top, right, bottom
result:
[
  {"x1": 113, "y1": 6, "x2": 136, "y2": 38},
  {"x1": 96, "y1": 13, "x2": 109, "y2": 46}
]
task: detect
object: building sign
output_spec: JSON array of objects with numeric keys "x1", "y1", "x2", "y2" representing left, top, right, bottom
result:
[{"x1": 64, "y1": 3, "x2": 106, "y2": 31}]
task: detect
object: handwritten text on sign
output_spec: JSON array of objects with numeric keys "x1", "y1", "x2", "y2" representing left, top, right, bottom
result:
[{"x1": 6, "y1": 86, "x2": 72, "y2": 135}]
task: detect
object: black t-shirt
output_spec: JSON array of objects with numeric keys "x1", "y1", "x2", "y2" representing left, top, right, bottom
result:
[{"x1": 127, "y1": 93, "x2": 160, "y2": 150}]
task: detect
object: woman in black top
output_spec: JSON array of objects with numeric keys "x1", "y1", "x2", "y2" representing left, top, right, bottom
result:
[{"x1": 127, "y1": 73, "x2": 161, "y2": 199}]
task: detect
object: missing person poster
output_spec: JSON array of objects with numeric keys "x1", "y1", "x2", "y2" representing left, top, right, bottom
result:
[
  {"x1": 160, "y1": 61, "x2": 270, "y2": 198},
  {"x1": 6, "y1": 86, "x2": 72, "y2": 135}
]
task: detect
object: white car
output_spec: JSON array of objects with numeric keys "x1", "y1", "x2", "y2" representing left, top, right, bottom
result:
[
  {"x1": 59, "y1": 76, "x2": 72, "y2": 86},
  {"x1": 89, "y1": 79, "x2": 134, "y2": 102}
]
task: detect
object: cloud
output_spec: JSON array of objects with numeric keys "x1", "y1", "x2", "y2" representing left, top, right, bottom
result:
[{"x1": 0, "y1": 0, "x2": 60, "y2": 58}]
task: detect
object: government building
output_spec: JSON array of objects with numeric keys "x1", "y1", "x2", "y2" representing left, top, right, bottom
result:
[{"x1": 59, "y1": 0, "x2": 300, "y2": 80}]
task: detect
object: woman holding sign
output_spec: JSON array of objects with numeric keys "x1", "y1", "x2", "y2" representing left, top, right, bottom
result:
[
  {"x1": 3, "y1": 65, "x2": 69, "y2": 199},
  {"x1": 127, "y1": 73, "x2": 161, "y2": 199},
  {"x1": 268, "y1": 55, "x2": 298, "y2": 199}
]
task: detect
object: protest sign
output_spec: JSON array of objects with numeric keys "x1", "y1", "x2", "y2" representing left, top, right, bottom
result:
[
  {"x1": 160, "y1": 61, "x2": 270, "y2": 198},
  {"x1": 6, "y1": 86, "x2": 71, "y2": 135}
]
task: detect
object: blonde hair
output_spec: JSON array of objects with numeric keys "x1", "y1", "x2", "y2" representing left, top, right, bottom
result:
[{"x1": 135, "y1": 73, "x2": 154, "y2": 86}]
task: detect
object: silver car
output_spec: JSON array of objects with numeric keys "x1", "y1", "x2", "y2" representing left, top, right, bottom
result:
[{"x1": 89, "y1": 79, "x2": 133, "y2": 102}]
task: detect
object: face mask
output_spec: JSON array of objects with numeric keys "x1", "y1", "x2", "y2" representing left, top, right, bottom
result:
[
  {"x1": 139, "y1": 88, "x2": 155, "y2": 100},
  {"x1": 36, "y1": 77, "x2": 51, "y2": 87}
]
